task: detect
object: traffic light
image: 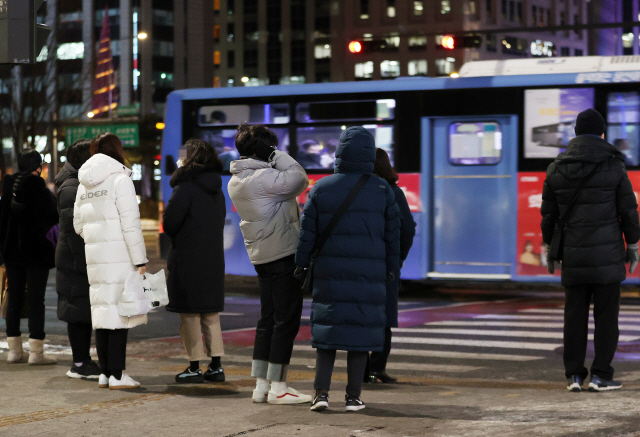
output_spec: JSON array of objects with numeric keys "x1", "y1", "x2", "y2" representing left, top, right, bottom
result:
[
  {"x1": 0, "y1": 0, "x2": 51, "y2": 64},
  {"x1": 347, "y1": 40, "x2": 392, "y2": 54},
  {"x1": 439, "y1": 35, "x2": 483, "y2": 50},
  {"x1": 348, "y1": 41, "x2": 363, "y2": 54}
]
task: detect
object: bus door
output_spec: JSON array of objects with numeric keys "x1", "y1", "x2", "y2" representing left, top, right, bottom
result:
[{"x1": 424, "y1": 115, "x2": 518, "y2": 280}]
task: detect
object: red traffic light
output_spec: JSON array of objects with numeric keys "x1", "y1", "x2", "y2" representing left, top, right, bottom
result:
[
  {"x1": 441, "y1": 36, "x2": 455, "y2": 50},
  {"x1": 348, "y1": 41, "x2": 363, "y2": 54}
]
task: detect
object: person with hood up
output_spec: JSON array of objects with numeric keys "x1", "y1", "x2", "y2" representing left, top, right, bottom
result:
[
  {"x1": 296, "y1": 126, "x2": 401, "y2": 412},
  {"x1": 73, "y1": 133, "x2": 148, "y2": 390},
  {"x1": 365, "y1": 148, "x2": 416, "y2": 384},
  {"x1": 163, "y1": 139, "x2": 227, "y2": 384},
  {"x1": 228, "y1": 124, "x2": 312, "y2": 405},
  {"x1": 0, "y1": 149, "x2": 59, "y2": 365},
  {"x1": 541, "y1": 108, "x2": 640, "y2": 392},
  {"x1": 55, "y1": 139, "x2": 101, "y2": 379}
]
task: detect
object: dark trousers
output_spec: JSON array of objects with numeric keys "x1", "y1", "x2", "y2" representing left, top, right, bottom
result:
[
  {"x1": 369, "y1": 327, "x2": 393, "y2": 372},
  {"x1": 68, "y1": 322, "x2": 92, "y2": 363},
  {"x1": 252, "y1": 255, "x2": 303, "y2": 365},
  {"x1": 5, "y1": 265, "x2": 50, "y2": 340},
  {"x1": 564, "y1": 283, "x2": 620, "y2": 381},
  {"x1": 314, "y1": 349, "x2": 368, "y2": 398},
  {"x1": 95, "y1": 329, "x2": 128, "y2": 376}
]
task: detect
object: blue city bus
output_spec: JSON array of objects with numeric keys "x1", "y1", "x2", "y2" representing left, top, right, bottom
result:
[{"x1": 161, "y1": 56, "x2": 640, "y2": 282}]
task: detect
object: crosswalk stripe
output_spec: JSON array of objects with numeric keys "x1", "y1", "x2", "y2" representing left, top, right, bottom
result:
[
  {"x1": 520, "y1": 308, "x2": 640, "y2": 316},
  {"x1": 474, "y1": 314, "x2": 640, "y2": 323},
  {"x1": 291, "y1": 345, "x2": 542, "y2": 361},
  {"x1": 391, "y1": 336, "x2": 560, "y2": 350},
  {"x1": 392, "y1": 327, "x2": 639, "y2": 342},
  {"x1": 424, "y1": 320, "x2": 640, "y2": 331}
]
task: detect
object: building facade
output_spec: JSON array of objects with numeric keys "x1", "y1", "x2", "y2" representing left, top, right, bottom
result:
[{"x1": 213, "y1": 0, "x2": 639, "y2": 85}]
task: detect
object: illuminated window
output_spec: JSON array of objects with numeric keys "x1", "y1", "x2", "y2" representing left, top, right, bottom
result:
[
  {"x1": 214, "y1": 50, "x2": 221, "y2": 65},
  {"x1": 440, "y1": 0, "x2": 451, "y2": 14},
  {"x1": 380, "y1": 60, "x2": 400, "y2": 77},
  {"x1": 408, "y1": 60, "x2": 427, "y2": 76},
  {"x1": 436, "y1": 58, "x2": 455, "y2": 75},
  {"x1": 449, "y1": 122, "x2": 502, "y2": 165},
  {"x1": 314, "y1": 44, "x2": 331, "y2": 59},
  {"x1": 409, "y1": 35, "x2": 427, "y2": 49},
  {"x1": 56, "y1": 42, "x2": 84, "y2": 60},
  {"x1": 386, "y1": 0, "x2": 396, "y2": 17},
  {"x1": 413, "y1": 1, "x2": 424, "y2": 15},
  {"x1": 360, "y1": 0, "x2": 369, "y2": 19},
  {"x1": 355, "y1": 61, "x2": 374, "y2": 79}
]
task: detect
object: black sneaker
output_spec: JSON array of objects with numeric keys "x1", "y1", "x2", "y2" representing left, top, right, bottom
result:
[
  {"x1": 567, "y1": 375, "x2": 584, "y2": 392},
  {"x1": 588, "y1": 375, "x2": 622, "y2": 392},
  {"x1": 310, "y1": 393, "x2": 329, "y2": 412},
  {"x1": 345, "y1": 394, "x2": 365, "y2": 412},
  {"x1": 175, "y1": 367, "x2": 204, "y2": 384},
  {"x1": 66, "y1": 360, "x2": 101, "y2": 380},
  {"x1": 204, "y1": 366, "x2": 225, "y2": 382}
]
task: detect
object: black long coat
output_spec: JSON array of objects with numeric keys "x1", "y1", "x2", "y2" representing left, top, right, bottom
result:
[
  {"x1": 541, "y1": 135, "x2": 640, "y2": 286},
  {"x1": 55, "y1": 162, "x2": 91, "y2": 324},
  {"x1": 164, "y1": 164, "x2": 226, "y2": 313},
  {"x1": 385, "y1": 184, "x2": 416, "y2": 327},
  {"x1": 0, "y1": 173, "x2": 58, "y2": 268}
]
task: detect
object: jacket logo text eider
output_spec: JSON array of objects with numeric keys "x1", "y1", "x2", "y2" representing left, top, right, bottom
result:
[{"x1": 79, "y1": 190, "x2": 108, "y2": 203}]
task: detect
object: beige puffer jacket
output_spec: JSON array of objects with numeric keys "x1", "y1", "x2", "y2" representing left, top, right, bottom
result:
[{"x1": 228, "y1": 151, "x2": 309, "y2": 265}]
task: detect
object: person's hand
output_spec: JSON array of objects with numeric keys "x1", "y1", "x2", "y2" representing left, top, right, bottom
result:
[
  {"x1": 546, "y1": 245, "x2": 554, "y2": 274},
  {"x1": 138, "y1": 266, "x2": 147, "y2": 276},
  {"x1": 627, "y1": 243, "x2": 639, "y2": 273},
  {"x1": 253, "y1": 141, "x2": 276, "y2": 162},
  {"x1": 294, "y1": 266, "x2": 307, "y2": 281}
]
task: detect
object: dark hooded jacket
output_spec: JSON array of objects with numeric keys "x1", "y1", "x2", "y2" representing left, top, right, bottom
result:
[
  {"x1": 55, "y1": 162, "x2": 91, "y2": 324},
  {"x1": 296, "y1": 127, "x2": 401, "y2": 352},
  {"x1": 0, "y1": 172, "x2": 58, "y2": 268},
  {"x1": 541, "y1": 135, "x2": 640, "y2": 286},
  {"x1": 164, "y1": 164, "x2": 226, "y2": 313}
]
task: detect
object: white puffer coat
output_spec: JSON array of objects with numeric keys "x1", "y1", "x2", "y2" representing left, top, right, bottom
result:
[
  {"x1": 228, "y1": 151, "x2": 309, "y2": 265},
  {"x1": 73, "y1": 154, "x2": 148, "y2": 330}
]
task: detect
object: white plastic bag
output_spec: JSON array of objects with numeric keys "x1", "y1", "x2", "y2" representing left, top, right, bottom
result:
[{"x1": 118, "y1": 269, "x2": 168, "y2": 317}]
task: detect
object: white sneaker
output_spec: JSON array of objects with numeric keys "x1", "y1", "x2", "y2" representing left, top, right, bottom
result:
[
  {"x1": 108, "y1": 373, "x2": 140, "y2": 390},
  {"x1": 252, "y1": 388, "x2": 269, "y2": 403},
  {"x1": 267, "y1": 386, "x2": 312, "y2": 405},
  {"x1": 98, "y1": 374, "x2": 109, "y2": 388}
]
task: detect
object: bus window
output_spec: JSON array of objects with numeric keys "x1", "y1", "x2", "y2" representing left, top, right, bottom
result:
[
  {"x1": 607, "y1": 92, "x2": 640, "y2": 166},
  {"x1": 295, "y1": 125, "x2": 394, "y2": 170},
  {"x1": 197, "y1": 103, "x2": 290, "y2": 126},
  {"x1": 191, "y1": 127, "x2": 290, "y2": 171},
  {"x1": 295, "y1": 99, "x2": 395, "y2": 123},
  {"x1": 449, "y1": 122, "x2": 502, "y2": 165}
]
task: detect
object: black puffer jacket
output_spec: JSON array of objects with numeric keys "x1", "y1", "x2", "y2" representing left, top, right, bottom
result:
[
  {"x1": 55, "y1": 162, "x2": 91, "y2": 324},
  {"x1": 164, "y1": 164, "x2": 226, "y2": 313},
  {"x1": 0, "y1": 173, "x2": 58, "y2": 268},
  {"x1": 541, "y1": 135, "x2": 640, "y2": 286}
]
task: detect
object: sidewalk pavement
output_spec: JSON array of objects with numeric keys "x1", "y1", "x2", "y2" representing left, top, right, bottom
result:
[{"x1": 2, "y1": 336, "x2": 640, "y2": 437}]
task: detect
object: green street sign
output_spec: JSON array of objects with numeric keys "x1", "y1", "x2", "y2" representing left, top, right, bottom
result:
[
  {"x1": 65, "y1": 124, "x2": 139, "y2": 148},
  {"x1": 115, "y1": 104, "x2": 139, "y2": 116}
]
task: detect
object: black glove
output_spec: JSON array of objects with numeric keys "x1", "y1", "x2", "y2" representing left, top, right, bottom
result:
[
  {"x1": 253, "y1": 141, "x2": 276, "y2": 162},
  {"x1": 294, "y1": 266, "x2": 307, "y2": 282}
]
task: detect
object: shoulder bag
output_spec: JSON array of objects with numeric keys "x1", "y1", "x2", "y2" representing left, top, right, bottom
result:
[
  {"x1": 300, "y1": 174, "x2": 371, "y2": 292},
  {"x1": 548, "y1": 160, "x2": 607, "y2": 262}
]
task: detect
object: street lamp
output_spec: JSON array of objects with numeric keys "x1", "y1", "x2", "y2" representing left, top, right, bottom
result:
[{"x1": 137, "y1": 32, "x2": 148, "y2": 40}]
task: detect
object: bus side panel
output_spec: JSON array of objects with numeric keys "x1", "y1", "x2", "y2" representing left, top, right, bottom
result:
[
  {"x1": 161, "y1": 92, "x2": 184, "y2": 204},
  {"x1": 221, "y1": 175, "x2": 256, "y2": 275},
  {"x1": 514, "y1": 170, "x2": 640, "y2": 284}
]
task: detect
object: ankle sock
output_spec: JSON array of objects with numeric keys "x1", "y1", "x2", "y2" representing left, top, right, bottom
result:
[
  {"x1": 256, "y1": 377, "x2": 270, "y2": 392},
  {"x1": 111, "y1": 370, "x2": 123, "y2": 380},
  {"x1": 271, "y1": 381, "x2": 287, "y2": 392},
  {"x1": 210, "y1": 356, "x2": 221, "y2": 369},
  {"x1": 189, "y1": 361, "x2": 200, "y2": 371},
  {"x1": 74, "y1": 362, "x2": 84, "y2": 367}
]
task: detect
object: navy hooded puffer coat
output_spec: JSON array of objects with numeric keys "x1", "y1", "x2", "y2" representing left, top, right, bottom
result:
[{"x1": 296, "y1": 126, "x2": 401, "y2": 352}]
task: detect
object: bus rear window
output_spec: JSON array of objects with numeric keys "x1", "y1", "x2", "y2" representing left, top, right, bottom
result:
[
  {"x1": 296, "y1": 99, "x2": 395, "y2": 123},
  {"x1": 449, "y1": 122, "x2": 502, "y2": 165},
  {"x1": 197, "y1": 103, "x2": 290, "y2": 126}
]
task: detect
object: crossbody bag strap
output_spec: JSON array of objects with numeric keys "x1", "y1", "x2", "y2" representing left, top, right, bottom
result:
[
  {"x1": 558, "y1": 158, "x2": 610, "y2": 226},
  {"x1": 310, "y1": 174, "x2": 371, "y2": 260}
]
